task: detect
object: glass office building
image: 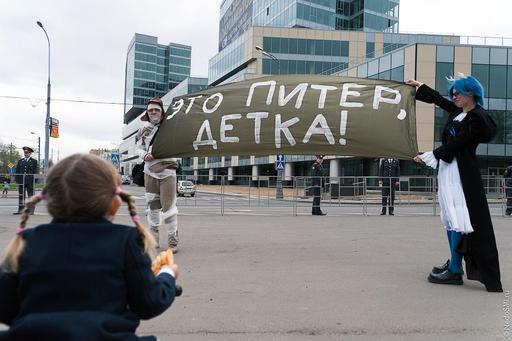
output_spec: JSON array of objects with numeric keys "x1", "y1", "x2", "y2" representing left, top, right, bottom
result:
[
  {"x1": 205, "y1": 23, "x2": 512, "y2": 179},
  {"x1": 124, "y1": 33, "x2": 191, "y2": 124},
  {"x1": 209, "y1": 26, "x2": 456, "y2": 85},
  {"x1": 334, "y1": 42, "x2": 512, "y2": 175},
  {"x1": 219, "y1": 0, "x2": 399, "y2": 51}
]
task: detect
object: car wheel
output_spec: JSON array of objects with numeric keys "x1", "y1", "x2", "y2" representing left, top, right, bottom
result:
[{"x1": 191, "y1": 193, "x2": 195, "y2": 197}]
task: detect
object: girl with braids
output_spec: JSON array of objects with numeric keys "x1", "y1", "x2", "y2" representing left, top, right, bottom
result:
[{"x1": 0, "y1": 154, "x2": 179, "y2": 340}]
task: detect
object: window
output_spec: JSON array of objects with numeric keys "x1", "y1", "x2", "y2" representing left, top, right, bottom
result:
[
  {"x1": 297, "y1": 39, "x2": 307, "y2": 54},
  {"x1": 366, "y1": 42, "x2": 375, "y2": 58},
  {"x1": 472, "y1": 64, "x2": 490, "y2": 92},
  {"x1": 368, "y1": 59, "x2": 379, "y2": 76},
  {"x1": 390, "y1": 66, "x2": 404, "y2": 81},
  {"x1": 271, "y1": 37, "x2": 280, "y2": 53},
  {"x1": 263, "y1": 37, "x2": 271, "y2": 52},
  {"x1": 473, "y1": 47, "x2": 490, "y2": 64},
  {"x1": 340, "y1": 41, "x2": 349, "y2": 57},
  {"x1": 324, "y1": 40, "x2": 332, "y2": 56},
  {"x1": 489, "y1": 65, "x2": 507, "y2": 98},
  {"x1": 332, "y1": 41, "x2": 342, "y2": 57},
  {"x1": 315, "y1": 40, "x2": 323, "y2": 55},
  {"x1": 490, "y1": 48, "x2": 507, "y2": 65},
  {"x1": 435, "y1": 62, "x2": 454, "y2": 93},
  {"x1": 281, "y1": 38, "x2": 289, "y2": 54},
  {"x1": 437, "y1": 46, "x2": 454, "y2": 63},
  {"x1": 289, "y1": 38, "x2": 298, "y2": 54},
  {"x1": 391, "y1": 50, "x2": 404, "y2": 68}
]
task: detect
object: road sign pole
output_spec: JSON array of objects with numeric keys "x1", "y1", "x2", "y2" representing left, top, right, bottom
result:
[
  {"x1": 275, "y1": 155, "x2": 285, "y2": 200},
  {"x1": 276, "y1": 168, "x2": 283, "y2": 199}
]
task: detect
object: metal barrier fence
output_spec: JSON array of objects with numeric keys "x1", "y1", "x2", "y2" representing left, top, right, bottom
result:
[
  {"x1": 174, "y1": 174, "x2": 512, "y2": 216},
  {"x1": 0, "y1": 173, "x2": 45, "y2": 213},
  {"x1": 1, "y1": 173, "x2": 511, "y2": 216}
]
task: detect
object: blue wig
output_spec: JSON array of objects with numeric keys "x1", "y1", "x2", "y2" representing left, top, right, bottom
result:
[{"x1": 447, "y1": 75, "x2": 485, "y2": 106}]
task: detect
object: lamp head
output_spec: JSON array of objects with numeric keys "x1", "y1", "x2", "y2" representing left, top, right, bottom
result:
[
  {"x1": 37, "y1": 21, "x2": 43, "y2": 28},
  {"x1": 255, "y1": 45, "x2": 263, "y2": 51}
]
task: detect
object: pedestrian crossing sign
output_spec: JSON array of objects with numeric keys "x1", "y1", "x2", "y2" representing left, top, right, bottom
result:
[{"x1": 275, "y1": 154, "x2": 285, "y2": 170}]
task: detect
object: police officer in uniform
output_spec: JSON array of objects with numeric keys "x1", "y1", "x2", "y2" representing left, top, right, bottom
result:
[
  {"x1": 14, "y1": 146, "x2": 39, "y2": 215},
  {"x1": 379, "y1": 158, "x2": 400, "y2": 215},
  {"x1": 311, "y1": 155, "x2": 326, "y2": 216}
]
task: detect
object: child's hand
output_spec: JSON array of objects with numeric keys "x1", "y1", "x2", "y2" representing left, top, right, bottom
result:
[{"x1": 151, "y1": 249, "x2": 179, "y2": 279}]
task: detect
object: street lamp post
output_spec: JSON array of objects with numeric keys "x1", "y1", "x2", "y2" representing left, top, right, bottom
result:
[
  {"x1": 255, "y1": 45, "x2": 284, "y2": 199},
  {"x1": 255, "y1": 45, "x2": 280, "y2": 73},
  {"x1": 30, "y1": 132, "x2": 41, "y2": 172},
  {"x1": 37, "y1": 21, "x2": 51, "y2": 174}
]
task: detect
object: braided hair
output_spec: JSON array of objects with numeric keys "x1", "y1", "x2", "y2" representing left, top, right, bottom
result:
[{"x1": 2, "y1": 154, "x2": 155, "y2": 272}]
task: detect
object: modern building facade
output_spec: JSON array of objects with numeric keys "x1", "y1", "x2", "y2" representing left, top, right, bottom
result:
[
  {"x1": 121, "y1": 33, "x2": 193, "y2": 174},
  {"x1": 336, "y1": 42, "x2": 512, "y2": 177},
  {"x1": 203, "y1": 26, "x2": 512, "y2": 181},
  {"x1": 124, "y1": 33, "x2": 192, "y2": 124},
  {"x1": 219, "y1": 0, "x2": 399, "y2": 51}
]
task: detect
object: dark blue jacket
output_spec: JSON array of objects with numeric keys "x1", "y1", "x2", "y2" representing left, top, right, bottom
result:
[
  {"x1": 15, "y1": 157, "x2": 38, "y2": 184},
  {"x1": 0, "y1": 218, "x2": 176, "y2": 340},
  {"x1": 379, "y1": 159, "x2": 400, "y2": 185}
]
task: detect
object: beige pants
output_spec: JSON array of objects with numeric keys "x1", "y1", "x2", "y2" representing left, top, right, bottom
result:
[{"x1": 144, "y1": 175, "x2": 178, "y2": 248}]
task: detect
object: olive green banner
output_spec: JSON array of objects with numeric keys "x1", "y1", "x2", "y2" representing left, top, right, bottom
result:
[{"x1": 152, "y1": 75, "x2": 418, "y2": 159}]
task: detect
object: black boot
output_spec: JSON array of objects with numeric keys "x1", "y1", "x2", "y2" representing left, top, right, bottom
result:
[
  {"x1": 428, "y1": 269, "x2": 463, "y2": 285},
  {"x1": 380, "y1": 208, "x2": 386, "y2": 215},
  {"x1": 389, "y1": 208, "x2": 394, "y2": 216},
  {"x1": 431, "y1": 259, "x2": 449, "y2": 275}
]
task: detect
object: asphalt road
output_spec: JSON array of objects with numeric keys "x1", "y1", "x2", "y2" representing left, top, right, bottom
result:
[{"x1": 0, "y1": 187, "x2": 511, "y2": 340}]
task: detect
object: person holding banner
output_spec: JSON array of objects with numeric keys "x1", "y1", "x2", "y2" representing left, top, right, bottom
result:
[
  {"x1": 408, "y1": 75, "x2": 502, "y2": 292},
  {"x1": 311, "y1": 155, "x2": 326, "y2": 216},
  {"x1": 137, "y1": 97, "x2": 180, "y2": 253}
]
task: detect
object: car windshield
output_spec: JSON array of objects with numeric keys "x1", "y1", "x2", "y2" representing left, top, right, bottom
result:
[{"x1": 181, "y1": 181, "x2": 194, "y2": 186}]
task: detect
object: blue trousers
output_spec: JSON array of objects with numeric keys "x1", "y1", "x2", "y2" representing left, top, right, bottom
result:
[{"x1": 446, "y1": 230, "x2": 463, "y2": 274}]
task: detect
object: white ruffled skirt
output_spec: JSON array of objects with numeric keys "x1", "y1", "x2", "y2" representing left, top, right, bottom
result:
[{"x1": 420, "y1": 152, "x2": 473, "y2": 234}]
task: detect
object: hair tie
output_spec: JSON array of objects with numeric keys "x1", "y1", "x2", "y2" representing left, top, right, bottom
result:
[
  {"x1": 16, "y1": 227, "x2": 24, "y2": 235},
  {"x1": 114, "y1": 186, "x2": 123, "y2": 195},
  {"x1": 131, "y1": 214, "x2": 141, "y2": 223},
  {"x1": 35, "y1": 192, "x2": 45, "y2": 201}
]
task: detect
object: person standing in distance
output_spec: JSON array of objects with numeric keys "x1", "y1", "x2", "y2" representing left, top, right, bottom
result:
[
  {"x1": 379, "y1": 158, "x2": 400, "y2": 215},
  {"x1": 136, "y1": 97, "x2": 180, "y2": 252},
  {"x1": 311, "y1": 155, "x2": 326, "y2": 216},
  {"x1": 13, "y1": 146, "x2": 38, "y2": 215}
]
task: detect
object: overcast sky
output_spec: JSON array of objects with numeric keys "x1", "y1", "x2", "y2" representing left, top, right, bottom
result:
[{"x1": 1, "y1": 0, "x2": 510, "y2": 160}]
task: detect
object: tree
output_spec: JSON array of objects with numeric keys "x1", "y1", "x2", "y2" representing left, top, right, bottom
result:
[{"x1": 0, "y1": 142, "x2": 22, "y2": 173}]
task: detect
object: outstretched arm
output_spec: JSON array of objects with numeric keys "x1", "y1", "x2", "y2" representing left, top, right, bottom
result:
[{"x1": 406, "y1": 80, "x2": 458, "y2": 114}]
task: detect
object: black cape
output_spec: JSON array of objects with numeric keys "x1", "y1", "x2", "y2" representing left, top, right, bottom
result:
[{"x1": 416, "y1": 84, "x2": 502, "y2": 292}]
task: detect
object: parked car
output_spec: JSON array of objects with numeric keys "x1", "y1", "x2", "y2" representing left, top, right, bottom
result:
[
  {"x1": 177, "y1": 180, "x2": 195, "y2": 197},
  {"x1": 121, "y1": 175, "x2": 132, "y2": 185}
]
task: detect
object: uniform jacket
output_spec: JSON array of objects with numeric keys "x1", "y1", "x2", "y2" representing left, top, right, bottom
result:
[
  {"x1": 15, "y1": 157, "x2": 38, "y2": 184},
  {"x1": 0, "y1": 218, "x2": 176, "y2": 340},
  {"x1": 311, "y1": 161, "x2": 324, "y2": 186},
  {"x1": 416, "y1": 84, "x2": 502, "y2": 292},
  {"x1": 379, "y1": 159, "x2": 400, "y2": 185}
]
